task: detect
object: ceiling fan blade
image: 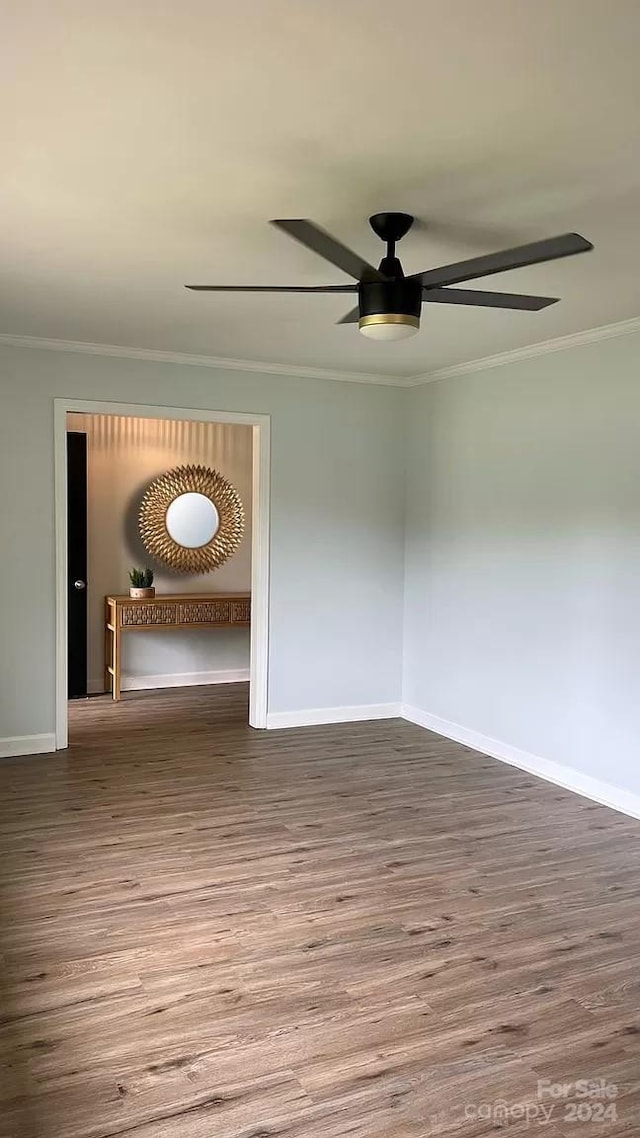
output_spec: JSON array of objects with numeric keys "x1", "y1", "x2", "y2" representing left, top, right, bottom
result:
[
  {"x1": 412, "y1": 233, "x2": 593, "y2": 289},
  {"x1": 337, "y1": 305, "x2": 361, "y2": 324},
  {"x1": 271, "y1": 219, "x2": 385, "y2": 282},
  {"x1": 185, "y1": 284, "x2": 357, "y2": 293},
  {"x1": 423, "y1": 287, "x2": 559, "y2": 310}
]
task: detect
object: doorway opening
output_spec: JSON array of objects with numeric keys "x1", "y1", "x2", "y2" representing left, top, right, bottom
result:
[
  {"x1": 54, "y1": 399, "x2": 270, "y2": 748},
  {"x1": 67, "y1": 430, "x2": 88, "y2": 699}
]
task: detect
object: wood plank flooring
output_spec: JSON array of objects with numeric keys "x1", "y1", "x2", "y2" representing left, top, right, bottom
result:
[{"x1": 1, "y1": 684, "x2": 639, "y2": 1136}]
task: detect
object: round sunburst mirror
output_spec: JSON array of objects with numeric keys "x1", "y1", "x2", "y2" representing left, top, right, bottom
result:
[{"x1": 139, "y1": 464, "x2": 244, "y2": 574}]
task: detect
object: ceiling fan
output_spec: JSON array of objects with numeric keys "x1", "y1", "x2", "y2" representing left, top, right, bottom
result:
[{"x1": 186, "y1": 214, "x2": 593, "y2": 342}]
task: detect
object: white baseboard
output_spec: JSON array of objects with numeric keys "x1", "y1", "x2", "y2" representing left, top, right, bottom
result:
[
  {"x1": 0, "y1": 733, "x2": 57, "y2": 759},
  {"x1": 401, "y1": 704, "x2": 640, "y2": 822},
  {"x1": 88, "y1": 668, "x2": 250, "y2": 694},
  {"x1": 266, "y1": 702, "x2": 401, "y2": 730}
]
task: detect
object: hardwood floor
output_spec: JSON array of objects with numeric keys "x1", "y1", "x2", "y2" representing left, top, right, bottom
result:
[{"x1": 1, "y1": 685, "x2": 639, "y2": 1137}]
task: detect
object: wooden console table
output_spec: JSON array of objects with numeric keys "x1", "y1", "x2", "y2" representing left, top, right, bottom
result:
[{"x1": 104, "y1": 592, "x2": 250, "y2": 700}]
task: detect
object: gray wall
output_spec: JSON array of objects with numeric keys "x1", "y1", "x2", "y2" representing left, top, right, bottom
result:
[
  {"x1": 403, "y1": 331, "x2": 640, "y2": 798},
  {"x1": 0, "y1": 344, "x2": 404, "y2": 739},
  {"x1": 4, "y1": 330, "x2": 640, "y2": 804}
]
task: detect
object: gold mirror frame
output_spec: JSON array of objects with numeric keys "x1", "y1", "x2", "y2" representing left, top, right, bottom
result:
[{"x1": 139, "y1": 464, "x2": 244, "y2": 574}]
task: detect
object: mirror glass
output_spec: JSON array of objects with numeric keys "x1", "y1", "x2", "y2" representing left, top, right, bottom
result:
[{"x1": 165, "y1": 492, "x2": 219, "y2": 548}]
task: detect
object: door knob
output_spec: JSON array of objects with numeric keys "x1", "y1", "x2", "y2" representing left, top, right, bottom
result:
[{"x1": 74, "y1": 579, "x2": 86, "y2": 590}]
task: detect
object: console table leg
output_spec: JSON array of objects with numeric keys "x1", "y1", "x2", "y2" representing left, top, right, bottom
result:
[
  {"x1": 104, "y1": 600, "x2": 111, "y2": 696},
  {"x1": 113, "y1": 626, "x2": 122, "y2": 701}
]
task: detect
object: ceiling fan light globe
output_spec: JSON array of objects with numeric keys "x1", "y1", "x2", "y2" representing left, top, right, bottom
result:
[{"x1": 358, "y1": 313, "x2": 420, "y2": 341}]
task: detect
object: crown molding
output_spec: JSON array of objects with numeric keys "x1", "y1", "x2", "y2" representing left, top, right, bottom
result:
[
  {"x1": 407, "y1": 315, "x2": 640, "y2": 386},
  {"x1": 0, "y1": 333, "x2": 400, "y2": 387},
  {"x1": 3, "y1": 315, "x2": 640, "y2": 390}
]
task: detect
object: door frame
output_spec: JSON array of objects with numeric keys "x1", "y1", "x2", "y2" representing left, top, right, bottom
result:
[{"x1": 54, "y1": 397, "x2": 271, "y2": 748}]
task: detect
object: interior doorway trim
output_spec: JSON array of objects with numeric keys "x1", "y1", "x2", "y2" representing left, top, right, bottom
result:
[{"x1": 54, "y1": 398, "x2": 271, "y2": 748}]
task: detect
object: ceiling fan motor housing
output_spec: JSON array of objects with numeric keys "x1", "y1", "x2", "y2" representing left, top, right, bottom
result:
[{"x1": 358, "y1": 278, "x2": 422, "y2": 333}]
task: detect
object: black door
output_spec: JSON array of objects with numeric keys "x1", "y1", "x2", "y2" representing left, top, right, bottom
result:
[{"x1": 67, "y1": 431, "x2": 88, "y2": 698}]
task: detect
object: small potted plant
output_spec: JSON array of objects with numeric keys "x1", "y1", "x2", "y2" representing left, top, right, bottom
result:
[{"x1": 129, "y1": 567, "x2": 155, "y2": 599}]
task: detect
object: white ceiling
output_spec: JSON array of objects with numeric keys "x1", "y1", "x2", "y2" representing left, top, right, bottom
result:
[{"x1": 2, "y1": 0, "x2": 640, "y2": 382}]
